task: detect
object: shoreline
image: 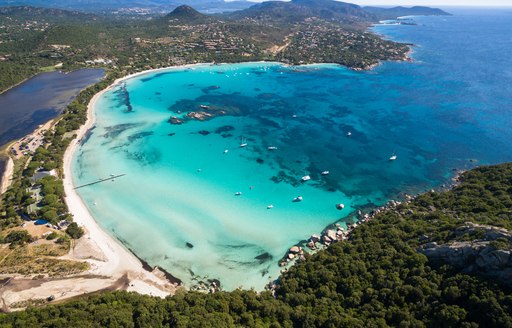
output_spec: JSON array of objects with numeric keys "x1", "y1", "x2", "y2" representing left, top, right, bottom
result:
[
  {"x1": 1, "y1": 59, "x2": 417, "y2": 307},
  {"x1": 0, "y1": 156, "x2": 13, "y2": 195},
  {"x1": 62, "y1": 60, "x2": 411, "y2": 292},
  {"x1": 61, "y1": 77, "x2": 179, "y2": 298}
]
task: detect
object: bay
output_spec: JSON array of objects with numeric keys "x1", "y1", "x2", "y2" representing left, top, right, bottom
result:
[{"x1": 73, "y1": 8, "x2": 512, "y2": 290}]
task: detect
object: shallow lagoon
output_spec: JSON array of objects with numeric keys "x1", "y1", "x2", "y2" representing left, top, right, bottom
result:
[
  {"x1": 73, "y1": 10, "x2": 512, "y2": 290},
  {"x1": 0, "y1": 69, "x2": 104, "y2": 147}
]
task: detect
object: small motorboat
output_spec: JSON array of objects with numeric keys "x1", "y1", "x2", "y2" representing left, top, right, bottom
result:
[
  {"x1": 293, "y1": 196, "x2": 303, "y2": 202},
  {"x1": 336, "y1": 203, "x2": 345, "y2": 210},
  {"x1": 389, "y1": 155, "x2": 397, "y2": 161},
  {"x1": 235, "y1": 192, "x2": 242, "y2": 196},
  {"x1": 223, "y1": 149, "x2": 228, "y2": 154},
  {"x1": 267, "y1": 205, "x2": 274, "y2": 209},
  {"x1": 301, "y1": 175, "x2": 311, "y2": 182},
  {"x1": 347, "y1": 131, "x2": 352, "y2": 136},
  {"x1": 321, "y1": 171, "x2": 329, "y2": 175},
  {"x1": 268, "y1": 146, "x2": 278, "y2": 150}
]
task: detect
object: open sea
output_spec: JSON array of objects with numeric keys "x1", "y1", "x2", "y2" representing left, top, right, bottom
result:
[{"x1": 72, "y1": 8, "x2": 512, "y2": 290}]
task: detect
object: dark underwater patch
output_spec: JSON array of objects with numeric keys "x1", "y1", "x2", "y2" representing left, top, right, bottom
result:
[{"x1": 128, "y1": 131, "x2": 153, "y2": 143}]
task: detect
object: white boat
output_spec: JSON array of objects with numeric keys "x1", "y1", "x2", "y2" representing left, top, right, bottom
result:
[
  {"x1": 199, "y1": 104, "x2": 210, "y2": 109},
  {"x1": 223, "y1": 149, "x2": 228, "y2": 154},
  {"x1": 347, "y1": 131, "x2": 352, "y2": 136},
  {"x1": 321, "y1": 171, "x2": 329, "y2": 175},
  {"x1": 267, "y1": 205, "x2": 274, "y2": 209},
  {"x1": 268, "y1": 146, "x2": 278, "y2": 150},
  {"x1": 336, "y1": 203, "x2": 345, "y2": 210},
  {"x1": 235, "y1": 192, "x2": 242, "y2": 196},
  {"x1": 293, "y1": 196, "x2": 303, "y2": 202},
  {"x1": 389, "y1": 155, "x2": 397, "y2": 161},
  {"x1": 240, "y1": 137, "x2": 247, "y2": 148},
  {"x1": 301, "y1": 175, "x2": 311, "y2": 182}
]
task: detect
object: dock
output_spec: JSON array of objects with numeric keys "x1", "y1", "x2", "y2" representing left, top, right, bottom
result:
[{"x1": 74, "y1": 174, "x2": 126, "y2": 189}]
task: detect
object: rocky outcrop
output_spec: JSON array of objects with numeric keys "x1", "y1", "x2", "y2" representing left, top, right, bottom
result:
[{"x1": 419, "y1": 222, "x2": 512, "y2": 287}]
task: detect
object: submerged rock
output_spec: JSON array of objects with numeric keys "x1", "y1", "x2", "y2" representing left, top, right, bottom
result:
[
  {"x1": 168, "y1": 116, "x2": 183, "y2": 125},
  {"x1": 255, "y1": 252, "x2": 273, "y2": 263}
]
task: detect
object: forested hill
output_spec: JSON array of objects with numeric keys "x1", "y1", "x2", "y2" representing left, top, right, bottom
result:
[{"x1": 1, "y1": 163, "x2": 511, "y2": 326}]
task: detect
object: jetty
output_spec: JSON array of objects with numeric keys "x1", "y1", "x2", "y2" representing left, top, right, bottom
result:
[{"x1": 74, "y1": 174, "x2": 126, "y2": 189}]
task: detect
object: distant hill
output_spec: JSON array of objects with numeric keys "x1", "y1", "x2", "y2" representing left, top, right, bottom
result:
[
  {"x1": 364, "y1": 6, "x2": 451, "y2": 20},
  {"x1": 164, "y1": 4, "x2": 215, "y2": 24},
  {"x1": 0, "y1": 5, "x2": 95, "y2": 18},
  {"x1": 0, "y1": 0, "x2": 253, "y2": 13},
  {"x1": 228, "y1": 0, "x2": 374, "y2": 25}
]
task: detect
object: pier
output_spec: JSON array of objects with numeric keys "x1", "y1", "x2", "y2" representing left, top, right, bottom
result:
[{"x1": 74, "y1": 174, "x2": 126, "y2": 189}]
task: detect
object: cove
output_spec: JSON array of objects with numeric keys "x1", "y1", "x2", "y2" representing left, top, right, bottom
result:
[{"x1": 72, "y1": 9, "x2": 512, "y2": 290}]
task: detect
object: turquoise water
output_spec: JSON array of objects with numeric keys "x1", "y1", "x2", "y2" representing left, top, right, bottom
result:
[{"x1": 72, "y1": 9, "x2": 512, "y2": 290}]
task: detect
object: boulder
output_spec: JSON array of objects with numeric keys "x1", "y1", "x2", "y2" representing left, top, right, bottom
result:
[
  {"x1": 289, "y1": 246, "x2": 300, "y2": 254},
  {"x1": 310, "y1": 234, "x2": 320, "y2": 243},
  {"x1": 326, "y1": 229, "x2": 337, "y2": 241}
]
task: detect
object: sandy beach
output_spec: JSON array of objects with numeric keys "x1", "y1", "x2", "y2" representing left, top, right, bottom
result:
[
  {"x1": 0, "y1": 73, "x2": 184, "y2": 311},
  {"x1": 0, "y1": 157, "x2": 13, "y2": 195},
  {"x1": 60, "y1": 79, "x2": 179, "y2": 295}
]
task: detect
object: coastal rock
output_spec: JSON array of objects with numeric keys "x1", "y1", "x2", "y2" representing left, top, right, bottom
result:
[
  {"x1": 289, "y1": 246, "x2": 300, "y2": 254},
  {"x1": 168, "y1": 116, "x2": 183, "y2": 125},
  {"x1": 326, "y1": 229, "x2": 337, "y2": 241},
  {"x1": 310, "y1": 234, "x2": 320, "y2": 243}
]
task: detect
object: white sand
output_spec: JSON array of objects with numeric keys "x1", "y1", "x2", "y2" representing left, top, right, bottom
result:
[
  {"x1": 61, "y1": 76, "x2": 178, "y2": 298},
  {"x1": 0, "y1": 157, "x2": 13, "y2": 194},
  {"x1": 1, "y1": 65, "x2": 221, "y2": 310}
]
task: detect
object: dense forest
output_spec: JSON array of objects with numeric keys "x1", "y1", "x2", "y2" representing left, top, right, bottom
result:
[{"x1": 1, "y1": 163, "x2": 511, "y2": 327}]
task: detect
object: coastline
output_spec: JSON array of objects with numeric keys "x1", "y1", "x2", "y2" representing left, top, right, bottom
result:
[
  {"x1": 61, "y1": 78, "x2": 179, "y2": 297},
  {"x1": 60, "y1": 61, "x2": 405, "y2": 292},
  {"x1": 1, "y1": 59, "x2": 418, "y2": 306}
]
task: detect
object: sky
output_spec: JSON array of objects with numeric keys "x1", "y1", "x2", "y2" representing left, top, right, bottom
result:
[
  {"x1": 247, "y1": 0, "x2": 512, "y2": 6},
  {"x1": 344, "y1": 0, "x2": 512, "y2": 5}
]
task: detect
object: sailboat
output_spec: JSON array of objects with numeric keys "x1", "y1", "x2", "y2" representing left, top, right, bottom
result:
[{"x1": 240, "y1": 136, "x2": 247, "y2": 148}]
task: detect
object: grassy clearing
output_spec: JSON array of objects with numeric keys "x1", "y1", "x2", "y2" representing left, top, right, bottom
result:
[{"x1": 0, "y1": 243, "x2": 89, "y2": 276}]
